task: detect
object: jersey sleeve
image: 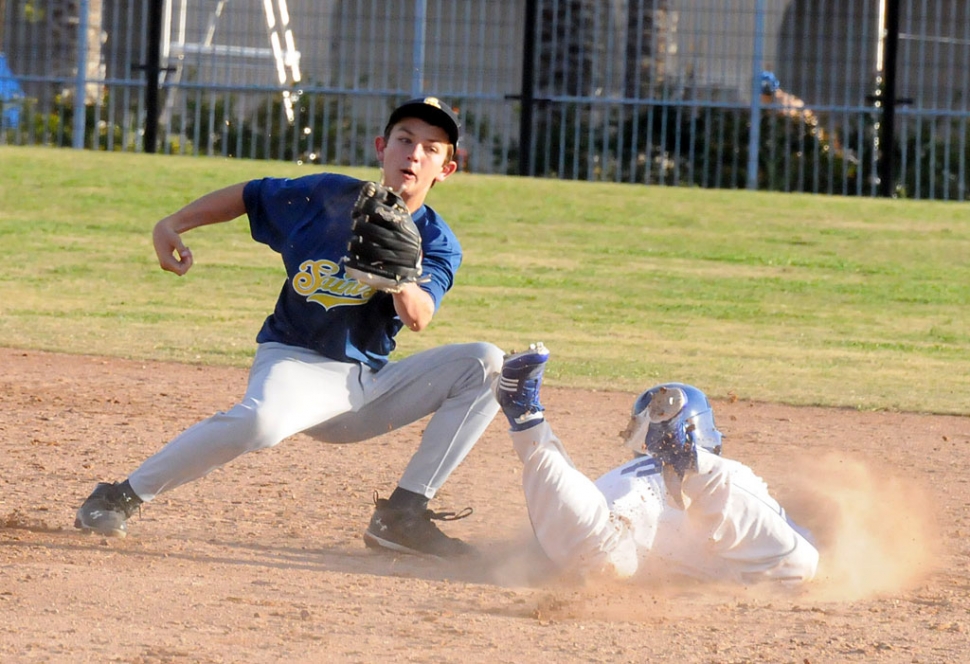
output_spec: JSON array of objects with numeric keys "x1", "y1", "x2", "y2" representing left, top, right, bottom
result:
[
  {"x1": 413, "y1": 207, "x2": 462, "y2": 310},
  {"x1": 676, "y1": 453, "x2": 820, "y2": 584},
  {"x1": 243, "y1": 175, "x2": 322, "y2": 253}
]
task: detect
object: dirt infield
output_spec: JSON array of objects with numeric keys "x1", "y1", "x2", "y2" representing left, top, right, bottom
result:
[{"x1": 1, "y1": 347, "x2": 968, "y2": 663}]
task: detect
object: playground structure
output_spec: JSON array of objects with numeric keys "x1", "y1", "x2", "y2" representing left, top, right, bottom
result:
[{"x1": 160, "y1": 0, "x2": 302, "y2": 124}]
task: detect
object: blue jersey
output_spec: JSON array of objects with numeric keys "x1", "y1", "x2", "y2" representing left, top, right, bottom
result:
[{"x1": 243, "y1": 173, "x2": 462, "y2": 370}]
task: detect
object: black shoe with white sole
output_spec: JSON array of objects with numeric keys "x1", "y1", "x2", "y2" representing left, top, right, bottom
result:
[{"x1": 363, "y1": 495, "x2": 475, "y2": 559}]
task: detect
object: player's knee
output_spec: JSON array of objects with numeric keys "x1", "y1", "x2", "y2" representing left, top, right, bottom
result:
[
  {"x1": 449, "y1": 341, "x2": 504, "y2": 384},
  {"x1": 219, "y1": 402, "x2": 286, "y2": 452},
  {"x1": 474, "y1": 342, "x2": 505, "y2": 378}
]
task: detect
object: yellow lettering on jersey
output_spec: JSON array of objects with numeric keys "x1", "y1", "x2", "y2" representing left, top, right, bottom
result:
[{"x1": 293, "y1": 259, "x2": 374, "y2": 310}]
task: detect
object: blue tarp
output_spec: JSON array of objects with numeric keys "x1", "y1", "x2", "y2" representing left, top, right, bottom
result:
[{"x1": 0, "y1": 53, "x2": 25, "y2": 129}]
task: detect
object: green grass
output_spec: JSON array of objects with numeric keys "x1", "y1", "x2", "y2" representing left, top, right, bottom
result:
[{"x1": 2, "y1": 145, "x2": 969, "y2": 415}]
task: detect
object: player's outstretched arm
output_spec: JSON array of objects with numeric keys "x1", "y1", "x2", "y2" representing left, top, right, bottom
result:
[
  {"x1": 152, "y1": 183, "x2": 248, "y2": 276},
  {"x1": 391, "y1": 283, "x2": 435, "y2": 331},
  {"x1": 680, "y1": 453, "x2": 819, "y2": 584}
]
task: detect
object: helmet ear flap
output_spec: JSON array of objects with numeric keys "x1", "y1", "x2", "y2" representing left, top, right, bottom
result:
[{"x1": 685, "y1": 421, "x2": 697, "y2": 440}]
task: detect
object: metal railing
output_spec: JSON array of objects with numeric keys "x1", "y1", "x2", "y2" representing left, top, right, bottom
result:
[{"x1": 2, "y1": 0, "x2": 969, "y2": 200}]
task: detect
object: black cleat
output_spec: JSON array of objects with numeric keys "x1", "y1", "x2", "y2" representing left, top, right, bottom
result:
[
  {"x1": 74, "y1": 481, "x2": 142, "y2": 538},
  {"x1": 363, "y1": 495, "x2": 475, "y2": 559}
]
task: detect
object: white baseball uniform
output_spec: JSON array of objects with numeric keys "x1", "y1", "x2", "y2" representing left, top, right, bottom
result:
[{"x1": 511, "y1": 420, "x2": 819, "y2": 584}]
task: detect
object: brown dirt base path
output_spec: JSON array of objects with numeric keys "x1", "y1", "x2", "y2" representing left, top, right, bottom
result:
[{"x1": 1, "y1": 347, "x2": 969, "y2": 663}]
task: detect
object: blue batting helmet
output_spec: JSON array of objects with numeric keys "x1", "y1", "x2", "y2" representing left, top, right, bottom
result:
[{"x1": 623, "y1": 383, "x2": 723, "y2": 457}]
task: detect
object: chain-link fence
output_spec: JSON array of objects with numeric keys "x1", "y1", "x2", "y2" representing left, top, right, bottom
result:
[{"x1": 3, "y1": 0, "x2": 969, "y2": 199}]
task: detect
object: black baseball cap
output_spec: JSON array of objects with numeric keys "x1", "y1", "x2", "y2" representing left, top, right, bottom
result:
[{"x1": 385, "y1": 96, "x2": 461, "y2": 149}]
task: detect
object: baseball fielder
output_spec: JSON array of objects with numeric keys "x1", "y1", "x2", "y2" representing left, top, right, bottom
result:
[
  {"x1": 496, "y1": 343, "x2": 819, "y2": 584},
  {"x1": 75, "y1": 97, "x2": 503, "y2": 558}
]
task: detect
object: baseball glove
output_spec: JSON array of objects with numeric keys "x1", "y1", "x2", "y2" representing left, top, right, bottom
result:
[{"x1": 344, "y1": 182, "x2": 425, "y2": 293}]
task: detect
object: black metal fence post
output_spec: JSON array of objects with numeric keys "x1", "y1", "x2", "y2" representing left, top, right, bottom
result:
[
  {"x1": 143, "y1": 0, "x2": 164, "y2": 154},
  {"x1": 878, "y1": 0, "x2": 901, "y2": 198},
  {"x1": 518, "y1": 0, "x2": 538, "y2": 176}
]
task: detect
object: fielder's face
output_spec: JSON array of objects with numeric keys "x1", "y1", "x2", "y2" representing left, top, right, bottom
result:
[{"x1": 376, "y1": 117, "x2": 457, "y2": 209}]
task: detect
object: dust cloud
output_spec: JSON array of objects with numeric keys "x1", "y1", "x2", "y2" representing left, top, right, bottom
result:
[
  {"x1": 482, "y1": 451, "x2": 940, "y2": 612},
  {"x1": 782, "y1": 451, "x2": 941, "y2": 601}
]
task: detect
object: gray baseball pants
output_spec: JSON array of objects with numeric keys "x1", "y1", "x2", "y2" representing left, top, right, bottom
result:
[{"x1": 128, "y1": 341, "x2": 504, "y2": 501}]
